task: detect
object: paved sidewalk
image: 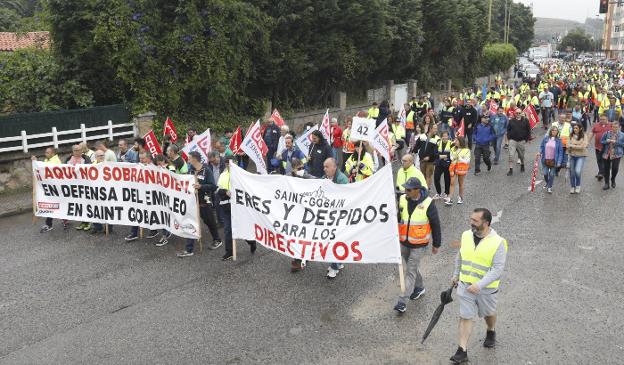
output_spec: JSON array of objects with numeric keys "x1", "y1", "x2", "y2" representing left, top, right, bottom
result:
[{"x1": 0, "y1": 190, "x2": 32, "y2": 218}]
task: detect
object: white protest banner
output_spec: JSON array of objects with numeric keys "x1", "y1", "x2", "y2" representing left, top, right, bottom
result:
[
  {"x1": 182, "y1": 128, "x2": 211, "y2": 162},
  {"x1": 320, "y1": 109, "x2": 331, "y2": 142},
  {"x1": 295, "y1": 124, "x2": 318, "y2": 156},
  {"x1": 372, "y1": 119, "x2": 391, "y2": 162},
  {"x1": 230, "y1": 163, "x2": 401, "y2": 264},
  {"x1": 32, "y1": 161, "x2": 200, "y2": 239},
  {"x1": 350, "y1": 116, "x2": 376, "y2": 142},
  {"x1": 241, "y1": 120, "x2": 268, "y2": 174}
]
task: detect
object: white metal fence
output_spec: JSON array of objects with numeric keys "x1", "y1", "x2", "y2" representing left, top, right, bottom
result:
[{"x1": 0, "y1": 120, "x2": 137, "y2": 154}]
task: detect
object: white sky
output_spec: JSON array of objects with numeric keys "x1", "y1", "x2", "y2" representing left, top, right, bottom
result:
[{"x1": 514, "y1": 0, "x2": 604, "y2": 23}]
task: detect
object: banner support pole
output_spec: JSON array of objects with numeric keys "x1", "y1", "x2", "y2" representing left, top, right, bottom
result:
[
  {"x1": 105, "y1": 223, "x2": 109, "y2": 237},
  {"x1": 139, "y1": 227, "x2": 143, "y2": 239},
  {"x1": 398, "y1": 259, "x2": 406, "y2": 294},
  {"x1": 31, "y1": 169, "x2": 36, "y2": 225},
  {"x1": 194, "y1": 175, "x2": 202, "y2": 254}
]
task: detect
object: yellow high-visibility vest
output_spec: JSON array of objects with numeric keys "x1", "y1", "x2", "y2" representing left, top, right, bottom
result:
[{"x1": 459, "y1": 230, "x2": 508, "y2": 289}]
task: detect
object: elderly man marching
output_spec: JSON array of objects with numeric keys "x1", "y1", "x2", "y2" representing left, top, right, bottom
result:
[
  {"x1": 449, "y1": 208, "x2": 508, "y2": 364},
  {"x1": 393, "y1": 177, "x2": 441, "y2": 314}
]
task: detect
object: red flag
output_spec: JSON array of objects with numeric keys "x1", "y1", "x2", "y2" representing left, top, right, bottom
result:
[
  {"x1": 456, "y1": 118, "x2": 465, "y2": 137},
  {"x1": 163, "y1": 117, "x2": 178, "y2": 143},
  {"x1": 143, "y1": 130, "x2": 163, "y2": 158},
  {"x1": 489, "y1": 101, "x2": 498, "y2": 115},
  {"x1": 530, "y1": 154, "x2": 539, "y2": 192},
  {"x1": 526, "y1": 104, "x2": 539, "y2": 129},
  {"x1": 270, "y1": 109, "x2": 285, "y2": 127},
  {"x1": 229, "y1": 126, "x2": 243, "y2": 154}
]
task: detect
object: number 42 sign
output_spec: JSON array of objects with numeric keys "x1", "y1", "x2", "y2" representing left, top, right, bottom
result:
[{"x1": 350, "y1": 117, "x2": 376, "y2": 142}]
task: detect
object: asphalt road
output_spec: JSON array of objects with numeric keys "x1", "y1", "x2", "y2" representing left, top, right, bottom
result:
[{"x1": 1, "y1": 138, "x2": 623, "y2": 364}]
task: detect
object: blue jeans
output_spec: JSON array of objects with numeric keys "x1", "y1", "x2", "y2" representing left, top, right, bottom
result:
[
  {"x1": 543, "y1": 165, "x2": 556, "y2": 188},
  {"x1": 569, "y1": 156, "x2": 585, "y2": 188},
  {"x1": 494, "y1": 135, "x2": 505, "y2": 162}
]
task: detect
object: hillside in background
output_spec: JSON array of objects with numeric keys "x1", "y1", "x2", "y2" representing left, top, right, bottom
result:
[{"x1": 534, "y1": 17, "x2": 603, "y2": 42}]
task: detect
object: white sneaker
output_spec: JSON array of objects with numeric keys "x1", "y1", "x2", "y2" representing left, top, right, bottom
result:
[
  {"x1": 444, "y1": 197, "x2": 453, "y2": 206},
  {"x1": 570, "y1": 188, "x2": 575, "y2": 194},
  {"x1": 547, "y1": 187, "x2": 553, "y2": 193},
  {"x1": 327, "y1": 268, "x2": 340, "y2": 279},
  {"x1": 440, "y1": 193, "x2": 447, "y2": 199},
  {"x1": 457, "y1": 197, "x2": 464, "y2": 204},
  {"x1": 432, "y1": 194, "x2": 440, "y2": 200},
  {"x1": 575, "y1": 186, "x2": 581, "y2": 193}
]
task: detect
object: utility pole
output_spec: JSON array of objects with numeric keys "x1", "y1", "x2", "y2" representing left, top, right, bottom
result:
[
  {"x1": 488, "y1": 0, "x2": 493, "y2": 33},
  {"x1": 506, "y1": 2, "x2": 511, "y2": 44},
  {"x1": 504, "y1": 0, "x2": 508, "y2": 43}
]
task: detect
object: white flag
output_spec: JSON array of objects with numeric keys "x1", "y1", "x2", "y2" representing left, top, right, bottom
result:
[
  {"x1": 241, "y1": 120, "x2": 268, "y2": 175},
  {"x1": 320, "y1": 109, "x2": 331, "y2": 142},
  {"x1": 398, "y1": 104, "x2": 407, "y2": 129},
  {"x1": 181, "y1": 128, "x2": 211, "y2": 162},
  {"x1": 372, "y1": 119, "x2": 391, "y2": 162},
  {"x1": 295, "y1": 124, "x2": 318, "y2": 156}
]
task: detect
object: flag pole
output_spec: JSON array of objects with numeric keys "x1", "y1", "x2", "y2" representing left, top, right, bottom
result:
[{"x1": 194, "y1": 174, "x2": 202, "y2": 253}]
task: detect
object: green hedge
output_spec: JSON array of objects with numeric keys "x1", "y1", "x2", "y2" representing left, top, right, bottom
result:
[{"x1": 482, "y1": 43, "x2": 518, "y2": 76}]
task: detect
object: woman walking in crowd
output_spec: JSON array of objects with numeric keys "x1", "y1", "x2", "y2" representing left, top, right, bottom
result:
[
  {"x1": 539, "y1": 126, "x2": 564, "y2": 194},
  {"x1": 567, "y1": 122, "x2": 588, "y2": 194},
  {"x1": 433, "y1": 131, "x2": 452, "y2": 200},
  {"x1": 345, "y1": 141, "x2": 374, "y2": 182},
  {"x1": 413, "y1": 123, "x2": 439, "y2": 189},
  {"x1": 445, "y1": 136, "x2": 470, "y2": 205},
  {"x1": 341, "y1": 116, "x2": 355, "y2": 171},
  {"x1": 600, "y1": 121, "x2": 624, "y2": 190},
  {"x1": 422, "y1": 113, "x2": 435, "y2": 135},
  {"x1": 306, "y1": 130, "x2": 333, "y2": 178}
]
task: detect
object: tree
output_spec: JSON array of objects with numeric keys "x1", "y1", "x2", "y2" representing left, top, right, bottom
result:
[
  {"x1": 482, "y1": 43, "x2": 517, "y2": 75},
  {"x1": 558, "y1": 28, "x2": 593, "y2": 52},
  {"x1": 489, "y1": 0, "x2": 535, "y2": 54},
  {"x1": 0, "y1": 48, "x2": 93, "y2": 113},
  {"x1": 0, "y1": 8, "x2": 21, "y2": 31}
]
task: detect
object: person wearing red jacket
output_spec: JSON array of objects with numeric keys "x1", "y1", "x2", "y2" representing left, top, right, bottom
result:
[{"x1": 330, "y1": 118, "x2": 343, "y2": 166}]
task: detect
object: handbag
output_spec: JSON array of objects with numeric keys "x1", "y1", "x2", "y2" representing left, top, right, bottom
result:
[{"x1": 544, "y1": 159, "x2": 555, "y2": 168}]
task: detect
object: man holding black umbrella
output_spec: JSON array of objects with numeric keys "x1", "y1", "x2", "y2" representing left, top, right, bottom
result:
[{"x1": 449, "y1": 208, "x2": 508, "y2": 364}]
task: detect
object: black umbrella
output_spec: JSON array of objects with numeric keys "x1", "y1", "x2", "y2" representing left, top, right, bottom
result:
[{"x1": 421, "y1": 285, "x2": 455, "y2": 344}]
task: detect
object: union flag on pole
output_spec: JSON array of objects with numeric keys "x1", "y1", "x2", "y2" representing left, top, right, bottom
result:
[
  {"x1": 241, "y1": 120, "x2": 268, "y2": 174},
  {"x1": 143, "y1": 130, "x2": 163, "y2": 158},
  {"x1": 163, "y1": 117, "x2": 178, "y2": 143},
  {"x1": 229, "y1": 126, "x2": 243, "y2": 155},
  {"x1": 525, "y1": 104, "x2": 539, "y2": 129},
  {"x1": 489, "y1": 101, "x2": 498, "y2": 115},
  {"x1": 372, "y1": 119, "x2": 392, "y2": 162},
  {"x1": 398, "y1": 104, "x2": 407, "y2": 129},
  {"x1": 456, "y1": 118, "x2": 465, "y2": 138},
  {"x1": 320, "y1": 109, "x2": 331, "y2": 142},
  {"x1": 181, "y1": 128, "x2": 212, "y2": 163},
  {"x1": 270, "y1": 109, "x2": 285, "y2": 127}
]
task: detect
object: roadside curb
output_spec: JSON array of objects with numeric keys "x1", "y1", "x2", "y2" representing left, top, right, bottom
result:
[{"x1": 0, "y1": 205, "x2": 30, "y2": 219}]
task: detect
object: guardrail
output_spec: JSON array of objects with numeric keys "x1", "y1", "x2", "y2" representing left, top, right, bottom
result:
[{"x1": 0, "y1": 120, "x2": 137, "y2": 154}]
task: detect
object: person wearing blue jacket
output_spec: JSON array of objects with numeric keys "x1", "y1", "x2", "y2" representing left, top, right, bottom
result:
[
  {"x1": 473, "y1": 115, "x2": 496, "y2": 175},
  {"x1": 489, "y1": 107, "x2": 508, "y2": 165},
  {"x1": 600, "y1": 121, "x2": 624, "y2": 190},
  {"x1": 539, "y1": 126, "x2": 565, "y2": 193}
]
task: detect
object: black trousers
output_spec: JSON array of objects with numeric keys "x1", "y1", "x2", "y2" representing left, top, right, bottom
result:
[
  {"x1": 434, "y1": 165, "x2": 450, "y2": 195},
  {"x1": 603, "y1": 157, "x2": 621, "y2": 184},
  {"x1": 200, "y1": 204, "x2": 221, "y2": 241},
  {"x1": 595, "y1": 149, "x2": 605, "y2": 176},
  {"x1": 473, "y1": 144, "x2": 491, "y2": 171}
]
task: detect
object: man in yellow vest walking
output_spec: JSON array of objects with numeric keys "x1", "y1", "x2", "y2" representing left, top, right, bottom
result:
[
  {"x1": 393, "y1": 177, "x2": 441, "y2": 314},
  {"x1": 449, "y1": 208, "x2": 508, "y2": 364}
]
